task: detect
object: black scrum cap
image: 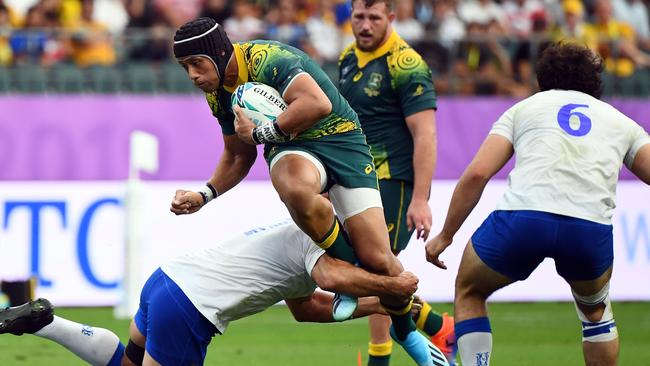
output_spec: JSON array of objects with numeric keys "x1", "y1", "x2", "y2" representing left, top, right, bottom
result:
[{"x1": 173, "y1": 17, "x2": 233, "y2": 89}]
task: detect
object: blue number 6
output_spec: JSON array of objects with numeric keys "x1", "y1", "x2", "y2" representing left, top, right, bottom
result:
[{"x1": 557, "y1": 104, "x2": 591, "y2": 136}]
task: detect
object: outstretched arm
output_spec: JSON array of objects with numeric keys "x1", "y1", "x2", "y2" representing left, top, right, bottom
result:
[
  {"x1": 170, "y1": 134, "x2": 257, "y2": 215},
  {"x1": 425, "y1": 134, "x2": 513, "y2": 268}
]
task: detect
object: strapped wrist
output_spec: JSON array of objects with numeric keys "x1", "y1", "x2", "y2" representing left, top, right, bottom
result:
[
  {"x1": 198, "y1": 183, "x2": 219, "y2": 205},
  {"x1": 252, "y1": 121, "x2": 287, "y2": 145}
]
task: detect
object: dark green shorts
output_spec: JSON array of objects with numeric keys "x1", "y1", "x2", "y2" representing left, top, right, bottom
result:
[
  {"x1": 264, "y1": 130, "x2": 378, "y2": 191},
  {"x1": 379, "y1": 179, "x2": 414, "y2": 252}
]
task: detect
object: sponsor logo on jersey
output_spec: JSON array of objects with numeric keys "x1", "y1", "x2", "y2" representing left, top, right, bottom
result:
[{"x1": 364, "y1": 72, "x2": 383, "y2": 97}]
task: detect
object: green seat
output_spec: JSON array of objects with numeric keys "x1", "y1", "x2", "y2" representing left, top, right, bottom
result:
[
  {"x1": 88, "y1": 66, "x2": 122, "y2": 93},
  {"x1": 635, "y1": 70, "x2": 650, "y2": 97},
  {"x1": 0, "y1": 67, "x2": 10, "y2": 93},
  {"x1": 126, "y1": 63, "x2": 158, "y2": 93},
  {"x1": 161, "y1": 61, "x2": 194, "y2": 93},
  {"x1": 13, "y1": 65, "x2": 47, "y2": 93},
  {"x1": 50, "y1": 64, "x2": 86, "y2": 93},
  {"x1": 601, "y1": 72, "x2": 617, "y2": 97}
]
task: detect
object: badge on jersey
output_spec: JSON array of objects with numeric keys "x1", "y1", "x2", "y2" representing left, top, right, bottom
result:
[{"x1": 364, "y1": 73, "x2": 383, "y2": 97}]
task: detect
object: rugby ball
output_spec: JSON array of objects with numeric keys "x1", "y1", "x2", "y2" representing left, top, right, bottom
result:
[{"x1": 231, "y1": 82, "x2": 287, "y2": 126}]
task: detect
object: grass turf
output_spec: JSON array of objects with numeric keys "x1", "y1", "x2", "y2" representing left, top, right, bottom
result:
[{"x1": 0, "y1": 302, "x2": 648, "y2": 365}]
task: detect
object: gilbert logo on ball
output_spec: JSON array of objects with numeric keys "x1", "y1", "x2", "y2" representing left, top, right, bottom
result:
[{"x1": 232, "y1": 82, "x2": 288, "y2": 126}]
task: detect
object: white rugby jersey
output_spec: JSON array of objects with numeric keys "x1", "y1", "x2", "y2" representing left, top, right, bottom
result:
[
  {"x1": 161, "y1": 219, "x2": 325, "y2": 333},
  {"x1": 491, "y1": 90, "x2": 650, "y2": 224}
]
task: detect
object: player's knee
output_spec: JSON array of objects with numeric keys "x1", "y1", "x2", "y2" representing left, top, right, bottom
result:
[
  {"x1": 277, "y1": 185, "x2": 315, "y2": 211},
  {"x1": 573, "y1": 282, "x2": 618, "y2": 343}
]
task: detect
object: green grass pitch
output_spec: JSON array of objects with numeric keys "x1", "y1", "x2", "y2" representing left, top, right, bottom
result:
[{"x1": 1, "y1": 302, "x2": 648, "y2": 365}]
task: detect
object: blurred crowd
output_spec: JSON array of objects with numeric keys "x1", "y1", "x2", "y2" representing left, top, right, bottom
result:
[{"x1": 0, "y1": 0, "x2": 649, "y2": 95}]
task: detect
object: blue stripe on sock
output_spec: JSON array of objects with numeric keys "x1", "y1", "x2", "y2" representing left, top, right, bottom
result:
[
  {"x1": 106, "y1": 342, "x2": 125, "y2": 366},
  {"x1": 583, "y1": 322, "x2": 616, "y2": 338},
  {"x1": 455, "y1": 317, "x2": 492, "y2": 340}
]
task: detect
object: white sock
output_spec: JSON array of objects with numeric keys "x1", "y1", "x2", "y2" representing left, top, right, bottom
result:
[
  {"x1": 458, "y1": 332, "x2": 492, "y2": 366},
  {"x1": 34, "y1": 315, "x2": 121, "y2": 366}
]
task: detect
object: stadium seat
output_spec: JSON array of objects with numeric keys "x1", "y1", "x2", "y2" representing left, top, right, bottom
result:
[
  {"x1": 161, "y1": 61, "x2": 195, "y2": 93},
  {"x1": 635, "y1": 70, "x2": 650, "y2": 97},
  {"x1": 13, "y1": 64, "x2": 47, "y2": 93},
  {"x1": 0, "y1": 67, "x2": 10, "y2": 93},
  {"x1": 87, "y1": 66, "x2": 122, "y2": 93},
  {"x1": 50, "y1": 64, "x2": 86, "y2": 93},
  {"x1": 125, "y1": 63, "x2": 158, "y2": 93},
  {"x1": 601, "y1": 72, "x2": 617, "y2": 96}
]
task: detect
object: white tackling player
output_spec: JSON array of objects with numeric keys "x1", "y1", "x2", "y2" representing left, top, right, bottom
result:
[
  {"x1": 425, "y1": 42, "x2": 650, "y2": 366},
  {"x1": 0, "y1": 219, "x2": 450, "y2": 366}
]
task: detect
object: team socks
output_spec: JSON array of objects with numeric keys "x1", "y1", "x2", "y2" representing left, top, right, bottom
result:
[
  {"x1": 34, "y1": 315, "x2": 124, "y2": 366},
  {"x1": 414, "y1": 302, "x2": 444, "y2": 336},
  {"x1": 368, "y1": 340, "x2": 392, "y2": 366},
  {"x1": 383, "y1": 297, "x2": 416, "y2": 341},
  {"x1": 456, "y1": 317, "x2": 492, "y2": 366},
  {"x1": 316, "y1": 218, "x2": 357, "y2": 264}
]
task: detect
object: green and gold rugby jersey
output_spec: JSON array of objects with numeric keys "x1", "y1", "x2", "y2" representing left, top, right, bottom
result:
[
  {"x1": 338, "y1": 31, "x2": 436, "y2": 182},
  {"x1": 206, "y1": 40, "x2": 360, "y2": 140}
]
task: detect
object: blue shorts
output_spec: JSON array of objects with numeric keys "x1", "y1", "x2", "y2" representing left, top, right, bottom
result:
[
  {"x1": 134, "y1": 268, "x2": 218, "y2": 365},
  {"x1": 471, "y1": 210, "x2": 613, "y2": 281}
]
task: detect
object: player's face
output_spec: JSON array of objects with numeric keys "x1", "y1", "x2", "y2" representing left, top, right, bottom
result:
[
  {"x1": 178, "y1": 56, "x2": 220, "y2": 92},
  {"x1": 351, "y1": 1, "x2": 395, "y2": 52}
]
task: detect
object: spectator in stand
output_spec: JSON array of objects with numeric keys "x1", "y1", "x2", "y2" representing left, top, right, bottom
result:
[
  {"x1": 458, "y1": 0, "x2": 507, "y2": 32},
  {"x1": 393, "y1": 0, "x2": 424, "y2": 44},
  {"x1": 305, "y1": 0, "x2": 342, "y2": 63},
  {"x1": 502, "y1": 0, "x2": 546, "y2": 39},
  {"x1": 152, "y1": 0, "x2": 203, "y2": 28},
  {"x1": 450, "y1": 19, "x2": 527, "y2": 96},
  {"x1": 92, "y1": 0, "x2": 129, "y2": 35},
  {"x1": 551, "y1": 0, "x2": 590, "y2": 42},
  {"x1": 0, "y1": 4, "x2": 12, "y2": 65},
  {"x1": 124, "y1": 0, "x2": 159, "y2": 28},
  {"x1": 611, "y1": 0, "x2": 650, "y2": 51},
  {"x1": 223, "y1": 0, "x2": 265, "y2": 42},
  {"x1": 266, "y1": 0, "x2": 309, "y2": 50},
  {"x1": 128, "y1": 22, "x2": 170, "y2": 61},
  {"x1": 0, "y1": 0, "x2": 20, "y2": 27},
  {"x1": 586, "y1": 0, "x2": 650, "y2": 77},
  {"x1": 10, "y1": 5, "x2": 47, "y2": 64},
  {"x1": 200, "y1": 0, "x2": 232, "y2": 24},
  {"x1": 65, "y1": 0, "x2": 116, "y2": 67},
  {"x1": 433, "y1": 0, "x2": 465, "y2": 49}
]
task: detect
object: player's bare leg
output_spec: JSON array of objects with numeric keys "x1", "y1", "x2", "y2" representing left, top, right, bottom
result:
[
  {"x1": 271, "y1": 155, "x2": 356, "y2": 263},
  {"x1": 344, "y1": 208, "x2": 446, "y2": 366},
  {"x1": 123, "y1": 320, "x2": 147, "y2": 366},
  {"x1": 454, "y1": 241, "x2": 514, "y2": 366},
  {"x1": 272, "y1": 155, "x2": 332, "y2": 239},
  {"x1": 568, "y1": 266, "x2": 618, "y2": 366}
]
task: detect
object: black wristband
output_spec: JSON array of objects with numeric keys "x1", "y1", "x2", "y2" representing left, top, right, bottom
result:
[
  {"x1": 206, "y1": 183, "x2": 217, "y2": 198},
  {"x1": 251, "y1": 127, "x2": 261, "y2": 144},
  {"x1": 199, "y1": 191, "x2": 208, "y2": 205},
  {"x1": 273, "y1": 121, "x2": 287, "y2": 137}
]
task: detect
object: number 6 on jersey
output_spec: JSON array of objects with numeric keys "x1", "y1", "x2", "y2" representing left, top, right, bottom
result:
[{"x1": 557, "y1": 103, "x2": 591, "y2": 136}]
